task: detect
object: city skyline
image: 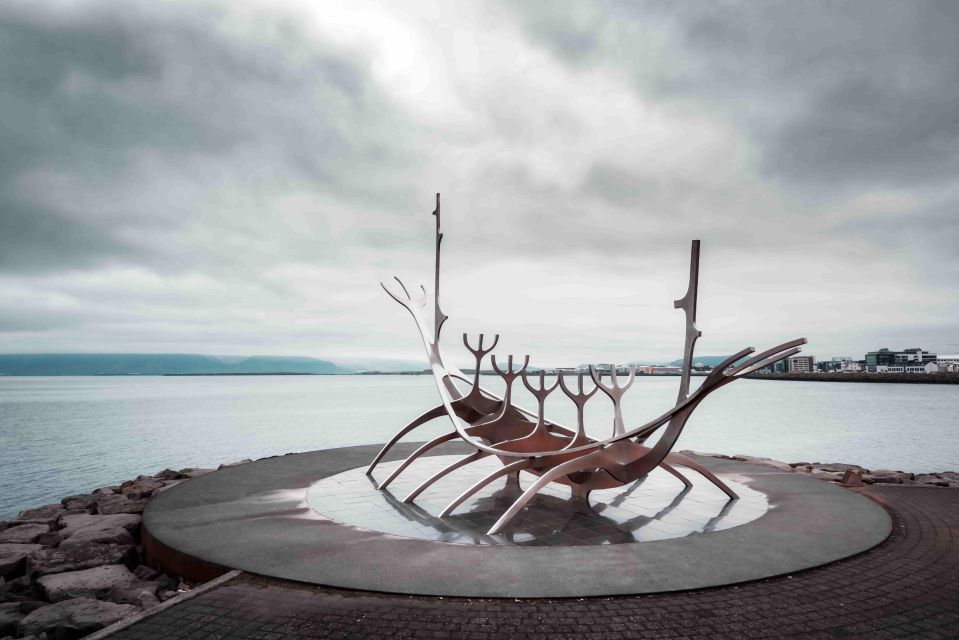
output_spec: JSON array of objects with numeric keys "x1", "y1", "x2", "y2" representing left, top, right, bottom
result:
[{"x1": 2, "y1": 1, "x2": 957, "y2": 366}]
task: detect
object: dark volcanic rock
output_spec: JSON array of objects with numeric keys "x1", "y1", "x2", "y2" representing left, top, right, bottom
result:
[
  {"x1": 106, "y1": 578, "x2": 159, "y2": 608},
  {"x1": 841, "y1": 470, "x2": 864, "y2": 486},
  {"x1": 27, "y1": 544, "x2": 136, "y2": 578},
  {"x1": 58, "y1": 514, "x2": 140, "y2": 548},
  {"x1": 35, "y1": 532, "x2": 64, "y2": 547},
  {"x1": 60, "y1": 495, "x2": 99, "y2": 511},
  {"x1": 0, "y1": 575, "x2": 43, "y2": 603},
  {"x1": 37, "y1": 565, "x2": 137, "y2": 602},
  {"x1": 132, "y1": 565, "x2": 159, "y2": 581},
  {"x1": 14, "y1": 504, "x2": 66, "y2": 527},
  {"x1": 95, "y1": 494, "x2": 148, "y2": 515},
  {"x1": 0, "y1": 544, "x2": 43, "y2": 580},
  {"x1": 0, "y1": 602, "x2": 24, "y2": 637},
  {"x1": 18, "y1": 597, "x2": 137, "y2": 639},
  {"x1": 807, "y1": 462, "x2": 870, "y2": 474},
  {"x1": 0, "y1": 525, "x2": 49, "y2": 545},
  {"x1": 153, "y1": 469, "x2": 186, "y2": 480},
  {"x1": 178, "y1": 467, "x2": 214, "y2": 478},
  {"x1": 915, "y1": 474, "x2": 951, "y2": 487},
  {"x1": 120, "y1": 477, "x2": 164, "y2": 500}
]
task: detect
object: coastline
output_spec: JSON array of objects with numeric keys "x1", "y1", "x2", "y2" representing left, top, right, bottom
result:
[
  {"x1": 0, "y1": 452, "x2": 959, "y2": 637},
  {"x1": 745, "y1": 372, "x2": 959, "y2": 384},
  {"x1": 1, "y1": 451, "x2": 956, "y2": 637}
]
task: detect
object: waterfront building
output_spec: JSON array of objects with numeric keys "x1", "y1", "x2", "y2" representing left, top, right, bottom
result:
[
  {"x1": 865, "y1": 347, "x2": 936, "y2": 373},
  {"x1": 787, "y1": 356, "x2": 815, "y2": 373}
]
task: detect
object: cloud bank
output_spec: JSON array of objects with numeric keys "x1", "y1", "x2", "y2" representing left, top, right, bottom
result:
[{"x1": 1, "y1": 0, "x2": 956, "y2": 367}]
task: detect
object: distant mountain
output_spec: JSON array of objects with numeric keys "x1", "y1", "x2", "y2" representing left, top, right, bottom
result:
[
  {"x1": 0, "y1": 354, "x2": 351, "y2": 376},
  {"x1": 328, "y1": 357, "x2": 428, "y2": 373}
]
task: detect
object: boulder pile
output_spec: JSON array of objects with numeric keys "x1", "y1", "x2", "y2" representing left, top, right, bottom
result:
[
  {"x1": 0, "y1": 467, "x2": 213, "y2": 639},
  {"x1": 680, "y1": 451, "x2": 958, "y2": 487}
]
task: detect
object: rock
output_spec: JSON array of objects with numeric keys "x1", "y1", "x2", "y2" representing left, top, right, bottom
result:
[
  {"x1": 806, "y1": 463, "x2": 870, "y2": 474},
  {"x1": 841, "y1": 470, "x2": 864, "y2": 486},
  {"x1": 157, "y1": 589, "x2": 178, "y2": 602},
  {"x1": 35, "y1": 533, "x2": 64, "y2": 547},
  {"x1": 58, "y1": 514, "x2": 140, "y2": 549},
  {"x1": 0, "y1": 525, "x2": 49, "y2": 545},
  {"x1": 93, "y1": 486, "x2": 119, "y2": 496},
  {"x1": 677, "y1": 450, "x2": 734, "y2": 460},
  {"x1": 789, "y1": 461, "x2": 811, "y2": 468},
  {"x1": 178, "y1": 468, "x2": 214, "y2": 478},
  {"x1": 131, "y1": 565, "x2": 159, "y2": 581},
  {"x1": 915, "y1": 474, "x2": 950, "y2": 487},
  {"x1": 37, "y1": 565, "x2": 137, "y2": 602},
  {"x1": 137, "y1": 591, "x2": 161, "y2": 609},
  {"x1": 938, "y1": 471, "x2": 959, "y2": 482},
  {"x1": 59, "y1": 495, "x2": 98, "y2": 511},
  {"x1": 106, "y1": 579, "x2": 159, "y2": 607},
  {"x1": 154, "y1": 574, "x2": 177, "y2": 593},
  {"x1": 868, "y1": 474, "x2": 902, "y2": 484},
  {"x1": 18, "y1": 597, "x2": 138, "y2": 639},
  {"x1": 0, "y1": 575, "x2": 42, "y2": 603},
  {"x1": 119, "y1": 477, "x2": 164, "y2": 500},
  {"x1": 26, "y1": 544, "x2": 136, "y2": 578},
  {"x1": 731, "y1": 455, "x2": 794, "y2": 472},
  {"x1": 0, "y1": 522, "x2": 9, "y2": 533},
  {"x1": 153, "y1": 469, "x2": 185, "y2": 480},
  {"x1": 153, "y1": 480, "x2": 184, "y2": 494},
  {"x1": 809, "y1": 470, "x2": 843, "y2": 482},
  {"x1": 0, "y1": 544, "x2": 43, "y2": 580},
  {"x1": 95, "y1": 494, "x2": 148, "y2": 515},
  {"x1": 0, "y1": 602, "x2": 24, "y2": 637},
  {"x1": 873, "y1": 469, "x2": 914, "y2": 481},
  {"x1": 17, "y1": 601, "x2": 46, "y2": 614},
  {"x1": 14, "y1": 505, "x2": 66, "y2": 528}
]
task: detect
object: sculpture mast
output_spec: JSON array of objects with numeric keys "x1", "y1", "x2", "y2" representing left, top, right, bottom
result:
[
  {"x1": 432, "y1": 193, "x2": 448, "y2": 346},
  {"x1": 674, "y1": 240, "x2": 702, "y2": 403}
]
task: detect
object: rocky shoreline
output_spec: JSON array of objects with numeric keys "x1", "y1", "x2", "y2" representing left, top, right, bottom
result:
[
  {"x1": 1, "y1": 454, "x2": 956, "y2": 639},
  {"x1": 680, "y1": 452, "x2": 959, "y2": 487}
]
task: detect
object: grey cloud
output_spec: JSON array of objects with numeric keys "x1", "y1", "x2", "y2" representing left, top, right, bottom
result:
[
  {"x1": 835, "y1": 196, "x2": 959, "y2": 282},
  {"x1": 510, "y1": 1, "x2": 959, "y2": 191},
  {"x1": 0, "y1": 2, "x2": 421, "y2": 274}
]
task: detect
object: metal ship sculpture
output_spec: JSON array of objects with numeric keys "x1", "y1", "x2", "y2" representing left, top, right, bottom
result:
[{"x1": 367, "y1": 194, "x2": 805, "y2": 535}]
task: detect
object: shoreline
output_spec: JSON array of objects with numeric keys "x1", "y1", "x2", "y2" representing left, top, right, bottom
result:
[
  {"x1": 744, "y1": 372, "x2": 959, "y2": 384},
  {"x1": 1, "y1": 452, "x2": 955, "y2": 638}
]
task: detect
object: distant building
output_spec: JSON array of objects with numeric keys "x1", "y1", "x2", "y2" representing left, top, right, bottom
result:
[
  {"x1": 842, "y1": 360, "x2": 864, "y2": 373},
  {"x1": 865, "y1": 347, "x2": 936, "y2": 373},
  {"x1": 787, "y1": 356, "x2": 815, "y2": 373}
]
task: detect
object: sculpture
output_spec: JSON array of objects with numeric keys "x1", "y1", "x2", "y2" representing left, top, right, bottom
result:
[{"x1": 368, "y1": 194, "x2": 805, "y2": 535}]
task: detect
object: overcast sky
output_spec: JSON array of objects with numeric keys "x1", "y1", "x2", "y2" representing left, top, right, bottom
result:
[{"x1": 2, "y1": 0, "x2": 957, "y2": 368}]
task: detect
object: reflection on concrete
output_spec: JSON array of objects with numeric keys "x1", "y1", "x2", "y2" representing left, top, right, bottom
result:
[{"x1": 308, "y1": 455, "x2": 769, "y2": 547}]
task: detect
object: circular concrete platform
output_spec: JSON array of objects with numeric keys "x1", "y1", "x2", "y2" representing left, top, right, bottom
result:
[
  {"x1": 307, "y1": 455, "x2": 770, "y2": 546},
  {"x1": 142, "y1": 443, "x2": 892, "y2": 598}
]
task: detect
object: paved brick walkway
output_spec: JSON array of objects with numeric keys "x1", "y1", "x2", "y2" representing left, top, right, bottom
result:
[{"x1": 110, "y1": 486, "x2": 958, "y2": 639}]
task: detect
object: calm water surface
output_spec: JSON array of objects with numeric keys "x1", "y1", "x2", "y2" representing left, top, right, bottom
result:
[{"x1": 1, "y1": 375, "x2": 957, "y2": 519}]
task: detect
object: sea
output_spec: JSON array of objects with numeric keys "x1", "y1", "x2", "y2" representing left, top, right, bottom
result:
[{"x1": 1, "y1": 374, "x2": 957, "y2": 520}]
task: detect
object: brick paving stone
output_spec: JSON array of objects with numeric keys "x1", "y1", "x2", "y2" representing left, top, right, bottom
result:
[{"x1": 108, "y1": 486, "x2": 959, "y2": 640}]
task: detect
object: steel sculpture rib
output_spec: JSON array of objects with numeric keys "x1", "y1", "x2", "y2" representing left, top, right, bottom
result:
[{"x1": 370, "y1": 193, "x2": 806, "y2": 535}]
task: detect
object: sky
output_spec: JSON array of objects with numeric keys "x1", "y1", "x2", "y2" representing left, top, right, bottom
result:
[{"x1": 1, "y1": 0, "x2": 957, "y2": 368}]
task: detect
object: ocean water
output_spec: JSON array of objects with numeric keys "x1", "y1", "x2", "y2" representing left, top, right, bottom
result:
[{"x1": 1, "y1": 375, "x2": 957, "y2": 520}]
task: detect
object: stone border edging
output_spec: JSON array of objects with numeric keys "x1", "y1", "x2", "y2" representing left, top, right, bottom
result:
[{"x1": 84, "y1": 569, "x2": 242, "y2": 639}]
